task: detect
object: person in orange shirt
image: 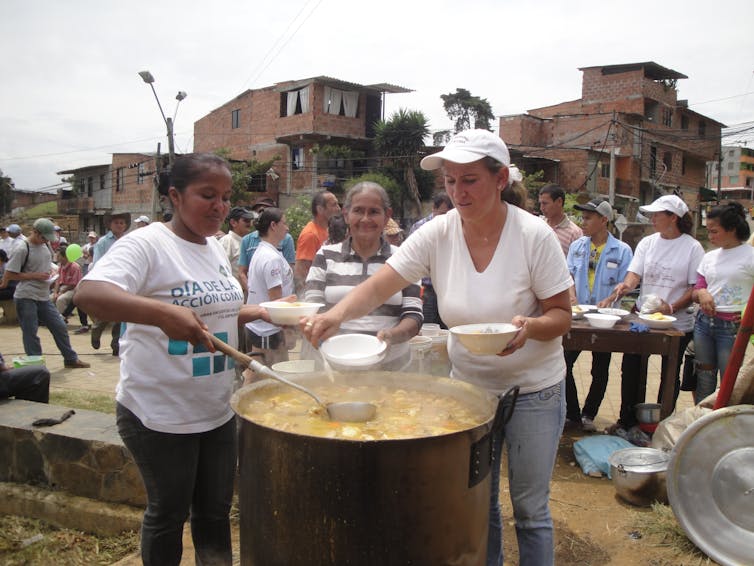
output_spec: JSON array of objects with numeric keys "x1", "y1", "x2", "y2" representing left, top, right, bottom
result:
[{"x1": 294, "y1": 190, "x2": 340, "y2": 291}]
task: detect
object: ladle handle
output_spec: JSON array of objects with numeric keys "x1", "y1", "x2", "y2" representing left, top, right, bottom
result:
[{"x1": 207, "y1": 334, "x2": 327, "y2": 408}]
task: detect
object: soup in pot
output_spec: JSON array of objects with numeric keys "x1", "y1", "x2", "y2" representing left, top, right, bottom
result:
[{"x1": 239, "y1": 382, "x2": 488, "y2": 441}]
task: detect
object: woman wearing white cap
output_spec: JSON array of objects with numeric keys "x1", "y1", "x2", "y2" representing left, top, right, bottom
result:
[
  {"x1": 302, "y1": 130, "x2": 572, "y2": 566},
  {"x1": 601, "y1": 194, "x2": 704, "y2": 432}
]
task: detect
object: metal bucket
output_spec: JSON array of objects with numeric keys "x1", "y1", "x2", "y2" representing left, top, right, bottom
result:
[{"x1": 231, "y1": 371, "x2": 512, "y2": 566}]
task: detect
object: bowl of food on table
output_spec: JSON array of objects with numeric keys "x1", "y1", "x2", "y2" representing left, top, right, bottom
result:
[
  {"x1": 450, "y1": 323, "x2": 519, "y2": 355},
  {"x1": 638, "y1": 313, "x2": 677, "y2": 330},
  {"x1": 572, "y1": 304, "x2": 597, "y2": 320},
  {"x1": 583, "y1": 313, "x2": 620, "y2": 329}
]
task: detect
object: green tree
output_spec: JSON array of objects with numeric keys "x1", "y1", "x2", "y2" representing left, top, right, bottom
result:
[
  {"x1": 373, "y1": 109, "x2": 429, "y2": 217},
  {"x1": 440, "y1": 88, "x2": 495, "y2": 132},
  {"x1": 213, "y1": 149, "x2": 278, "y2": 205},
  {"x1": 0, "y1": 169, "x2": 14, "y2": 216},
  {"x1": 283, "y1": 195, "x2": 313, "y2": 244}
]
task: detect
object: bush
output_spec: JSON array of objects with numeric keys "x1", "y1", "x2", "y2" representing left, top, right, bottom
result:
[{"x1": 284, "y1": 195, "x2": 312, "y2": 244}]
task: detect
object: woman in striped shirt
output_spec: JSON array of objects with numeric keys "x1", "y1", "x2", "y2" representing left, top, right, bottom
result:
[{"x1": 304, "y1": 182, "x2": 423, "y2": 369}]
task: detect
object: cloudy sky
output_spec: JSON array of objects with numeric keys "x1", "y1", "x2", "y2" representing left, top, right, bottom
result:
[{"x1": 1, "y1": 0, "x2": 752, "y2": 192}]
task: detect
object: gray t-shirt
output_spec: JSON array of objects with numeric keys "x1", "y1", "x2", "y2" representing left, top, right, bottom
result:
[{"x1": 6, "y1": 241, "x2": 53, "y2": 301}]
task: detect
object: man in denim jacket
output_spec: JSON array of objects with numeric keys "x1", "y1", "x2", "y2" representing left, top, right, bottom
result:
[{"x1": 565, "y1": 200, "x2": 633, "y2": 431}]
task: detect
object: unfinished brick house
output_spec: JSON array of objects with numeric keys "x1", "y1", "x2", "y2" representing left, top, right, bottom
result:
[
  {"x1": 58, "y1": 152, "x2": 161, "y2": 239},
  {"x1": 499, "y1": 62, "x2": 725, "y2": 219},
  {"x1": 193, "y1": 76, "x2": 411, "y2": 207}
]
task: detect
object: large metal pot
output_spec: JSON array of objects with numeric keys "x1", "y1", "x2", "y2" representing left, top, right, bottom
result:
[
  {"x1": 635, "y1": 402, "x2": 661, "y2": 424},
  {"x1": 231, "y1": 371, "x2": 515, "y2": 566},
  {"x1": 609, "y1": 447, "x2": 670, "y2": 507}
]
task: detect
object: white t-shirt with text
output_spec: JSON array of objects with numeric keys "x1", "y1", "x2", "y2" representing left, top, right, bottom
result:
[
  {"x1": 84, "y1": 222, "x2": 244, "y2": 434},
  {"x1": 246, "y1": 240, "x2": 294, "y2": 337}
]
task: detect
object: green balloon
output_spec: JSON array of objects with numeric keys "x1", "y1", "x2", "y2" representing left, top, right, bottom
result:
[{"x1": 66, "y1": 243, "x2": 83, "y2": 262}]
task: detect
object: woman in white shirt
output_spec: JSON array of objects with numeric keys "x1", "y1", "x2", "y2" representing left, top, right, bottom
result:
[
  {"x1": 692, "y1": 202, "x2": 754, "y2": 402},
  {"x1": 76, "y1": 153, "x2": 270, "y2": 565},
  {"x1": 604, "y1": 194, "x2": 704, "y2": 432},
  {"x1": 302, "y1": 130, "x2": 572, "y2": 566},
  {"x1": 245, "y1": 207, "x2": 295, "y2": 367}
]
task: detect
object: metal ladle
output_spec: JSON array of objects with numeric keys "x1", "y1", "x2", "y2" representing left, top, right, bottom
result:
[{"x1": 208, "y1": 335, "x2": 376, "y2": 422}]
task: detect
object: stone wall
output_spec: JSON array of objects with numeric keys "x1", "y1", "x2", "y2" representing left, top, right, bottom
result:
[{"x1": 0, "y1": 400, "x2": 145, "y2": 507}]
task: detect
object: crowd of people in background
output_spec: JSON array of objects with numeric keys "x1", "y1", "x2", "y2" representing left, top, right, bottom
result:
[{"x1": 2, "y1": 141, "x2": 753, "y2": 565}]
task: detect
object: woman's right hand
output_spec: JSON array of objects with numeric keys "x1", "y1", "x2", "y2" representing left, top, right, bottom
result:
[
  {"x1": 696, "y1": 289, "x2": 716, "y2": 316},
  {"x1": 158, "y1": 304, "x2": 211, "y2": 349}
]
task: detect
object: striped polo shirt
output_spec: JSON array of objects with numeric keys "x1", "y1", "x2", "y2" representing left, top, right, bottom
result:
[
  {"x1": 546, "y1": 215, "x2": 583, "y2": 256},
  {"x1": 304, "y1": 237, "x2": 423, "y2": 334}
]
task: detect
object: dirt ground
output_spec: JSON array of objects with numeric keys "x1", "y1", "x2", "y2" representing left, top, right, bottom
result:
[{"x1": 503, "y1": 428, "x2": 715, "y2": 566}]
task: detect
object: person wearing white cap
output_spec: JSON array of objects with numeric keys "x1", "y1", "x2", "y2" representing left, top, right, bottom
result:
[
  {"x1": 564, "y1": 199, "x2": 633, "y2": 431},
  {"x1": 302, "y1": 129, "x2": 573, "y2": 566},
  {"x1": 134, "y1": 215, "x2": 151, "y2": 228},
  {"x1": 600, "y1": 193, "x2": 704, "y2": 434}
]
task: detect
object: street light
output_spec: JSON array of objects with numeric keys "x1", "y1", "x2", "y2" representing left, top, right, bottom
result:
[{"x1": 138, "y1": 70, "x2": 187, "y2": 167}]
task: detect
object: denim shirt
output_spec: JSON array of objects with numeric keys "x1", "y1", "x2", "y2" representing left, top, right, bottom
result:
[{"x1": 567, "y1": 233, "x2": 633, "y2": 305}]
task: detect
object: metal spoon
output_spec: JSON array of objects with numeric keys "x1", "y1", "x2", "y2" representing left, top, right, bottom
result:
[{"x1": 208, "y1": 335, "x2": 376, "y2": 422}]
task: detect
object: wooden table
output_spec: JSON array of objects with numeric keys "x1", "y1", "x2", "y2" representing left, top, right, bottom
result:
[{"x1": 563, "y1": 315, "x2": 684, "y2": 418}]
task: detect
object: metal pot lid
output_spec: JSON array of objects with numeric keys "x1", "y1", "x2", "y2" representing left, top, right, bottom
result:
[
  {"x1": 667, "y1": 405, "x2": 754, "y2": 566},
  {"x1": 608, "y1": 447, "x2": 670, "y2": 473}
]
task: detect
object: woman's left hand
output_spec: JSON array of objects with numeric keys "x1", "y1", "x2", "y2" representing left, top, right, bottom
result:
[{"x1": 498, "y1": 315, "x2": 529, "y2": 357}]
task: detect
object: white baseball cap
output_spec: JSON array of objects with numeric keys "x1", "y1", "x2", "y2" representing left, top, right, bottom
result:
[
  {"x1": 639, "y1": 195, "x2": 689, "y2": 217},
  {"x1": 420, "y1": 129, "x2": 511, "y2": 170},
  {"x1": 135, "y1": 215, "x2": 151, "y2": 224}
]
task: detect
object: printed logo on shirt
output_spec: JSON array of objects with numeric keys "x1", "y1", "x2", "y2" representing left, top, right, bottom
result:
[
  {"x1": 167, "y1": 331, "x2": 235, "y2": 378},
  {"x1": 170, "y1": 278, "x2": 243, "y2": 308},
  {"x1": 219, "y1": 264, "x2": 230, "y2": 277}
]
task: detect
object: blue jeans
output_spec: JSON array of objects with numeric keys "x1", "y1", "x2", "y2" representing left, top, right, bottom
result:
[
  {"x1": 15, "y1": 298, "x2": 79, "y2": 362},
  {"x1": 694, "y1": 312, "x2": 738, "y2": 402},
  {"x1": 487, "y1": 381, "x2": 565, "y2": 566},
  {"x1": 116, "y1": 403, "x2": 237, "y2": 566}
]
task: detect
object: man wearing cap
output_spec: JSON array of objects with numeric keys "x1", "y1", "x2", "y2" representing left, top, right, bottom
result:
[
  {"x1": 5, "y1": 224, "x2": 25, "y2": 257},
  {"x1": 90, "y1": 212, "x2": 130, "y2": 355},
  {"x1": 238, "y1": 200, "x2": 296, "y2": 294},
  {"x1": 134, "y1": 215, "x2": 151, "y2": 228},
  {"x1": 564, "y1": 199, "x2": 633, "y2": 431},
  {"x1": 51, "y1": 226, "x2": 67, "y2": 252},
  {"x1": 219, "y1": 207, "x2": 253, "y2": 280},
  {"x1": 81, "y1": 231, "x2": 98, "y2": 276},
  {"x1": 539, "y1": 184, "x2": 583, "y2": 256},
  {"x1": 0, "y1": 218, "x2": 89, "y2": 369}
]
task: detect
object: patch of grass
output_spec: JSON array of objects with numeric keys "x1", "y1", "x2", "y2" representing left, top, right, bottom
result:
[
  {"x1": 18, "y1": 200, "x2": 58, "y2": 219},
  {"x1": 0, "y1": 515, "x2": 138, "y2": 565},
  {"x1": 49, "y1": 390, "x2": 116, "y2": 414},
  {"x1": 638, "y1": 503, "x2": 711, "y2": 563}
]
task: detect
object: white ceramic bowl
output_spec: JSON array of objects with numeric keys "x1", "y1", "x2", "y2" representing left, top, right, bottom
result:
[
  {"x1": 597, "y1": 308, "x2": 630, "y2": 320},
  {"x1": 319, "y1": 334, "x2": 387, "y2": 371},
  {"x1": 638, "y1": 313, "x2": 677, "y2": 330},
  {"x1": 271, "y1": 359, "x2": 317, "y2": 375},
  {"x1": 583, "y1": 313, "x2": 620, "y2": 329},
  {"x1": 259, "y1": 301, "x2": 324, "y2": 326},
  {"x1": 449, "y1": 323, "x2": 519, "y2": 355},
  {"x1": 577, "y1": 304, "x2": 598, "y2": 313}
]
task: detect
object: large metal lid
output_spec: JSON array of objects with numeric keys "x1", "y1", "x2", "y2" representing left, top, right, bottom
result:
[{"x1": 667, "y1": 405, "x2": 754, "y2": 566}]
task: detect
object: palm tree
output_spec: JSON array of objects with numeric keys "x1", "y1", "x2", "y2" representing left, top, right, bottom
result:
[{"x1": 373, "y1": 109, "x2": 430, "y2": 217}]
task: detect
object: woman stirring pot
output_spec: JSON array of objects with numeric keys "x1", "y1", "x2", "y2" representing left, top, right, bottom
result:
[
  {"x1": 76, "y1": 154, "x2": 271, "y2": 566},
  {"x1": 302, "y1": 130, "x2": 572, "y2": 566}
]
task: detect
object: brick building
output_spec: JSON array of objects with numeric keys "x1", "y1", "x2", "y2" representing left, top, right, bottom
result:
[
  {"x1": 57, "y1": 153, "x2": 162, "y2": 240},
  {"x1": 193, "y1": 76, "x2": 411, "y2": 207},
  {"x1": 499, "y1": 62, "x2": 725, "y2": 219}
]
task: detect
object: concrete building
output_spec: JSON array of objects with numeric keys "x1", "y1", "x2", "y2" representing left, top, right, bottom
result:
[
  {"x1": 57, "y1": 152, "x2": 163, "y2": 240},
  {"x1": 193, "y1": 76, "x2": 411, "y2": 206},
  {"x1": 499, "y1": 62, "x2": 725, "y2": 219},
  {"x1": 709, "y1": 145, "x2": 754, "y2": 189}
]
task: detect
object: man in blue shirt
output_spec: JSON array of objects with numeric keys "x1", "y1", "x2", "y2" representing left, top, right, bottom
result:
[{"x1": 565, "y1": 200, "x2": 633, "y2": 431}]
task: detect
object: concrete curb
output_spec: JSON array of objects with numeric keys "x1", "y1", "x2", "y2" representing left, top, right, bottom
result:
[{"x1": 0, "y1": 481, "x2": 142, "y2": 536}]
